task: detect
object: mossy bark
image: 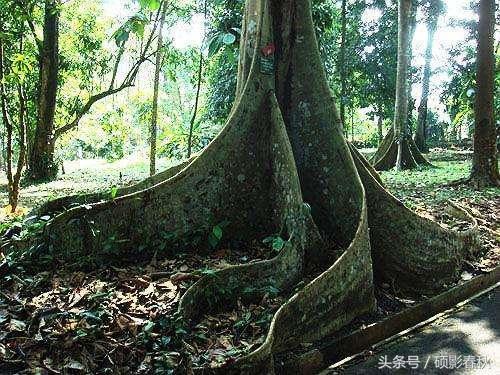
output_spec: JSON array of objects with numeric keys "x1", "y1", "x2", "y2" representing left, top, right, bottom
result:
[
  {"x1": 28, "y1": 0, "x2": 60, "y2": 182},
  {"x1": 4, "y1": 0, "x2": 477, "y2": 373}
]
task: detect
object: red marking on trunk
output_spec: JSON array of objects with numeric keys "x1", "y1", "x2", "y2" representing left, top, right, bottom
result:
[{"x1": 261, "y1": 43, "x2": 276, "y2": 56}]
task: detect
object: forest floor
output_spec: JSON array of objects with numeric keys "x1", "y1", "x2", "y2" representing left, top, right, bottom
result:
[{"x1": 0, "y1": 149, "x2": 498, "y2": 373}]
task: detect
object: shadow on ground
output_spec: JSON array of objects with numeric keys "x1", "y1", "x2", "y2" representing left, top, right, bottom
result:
[{"x1": 327, "y1": 287, "x2": 499, "y2": 374}]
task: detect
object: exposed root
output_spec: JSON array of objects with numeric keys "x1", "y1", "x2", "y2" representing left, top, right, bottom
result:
[
  {"x1": 371, "y1": 128, "x2": 432, "y2": 171},
  {"x1": 33, "y1": 156, "x2": 196, "y2": 217},
  {"x1": 352, "y1": 148, "x2": 477, "y2": 295},
  {"x1": 446, "y1": 172, "x2": 500, "y2": 189}
]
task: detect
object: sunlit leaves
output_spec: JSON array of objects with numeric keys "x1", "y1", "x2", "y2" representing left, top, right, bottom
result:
[
  {"x1": 112, "y1": 0, "x2": 164, "y2": 47},
  {"x1": 112, "y1": 12, "x2": 149, "y2": 47},
  {"x1": 7, "y1": 53, "x2": 33, "y2": 83},
  {"x1": 138, "y1": 0, "x2": 161, "y2": 11}
]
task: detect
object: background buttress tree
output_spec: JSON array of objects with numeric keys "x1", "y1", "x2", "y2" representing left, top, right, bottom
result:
[{"x1": 371, "y1": 0, "x2": 431, "y2": 171}]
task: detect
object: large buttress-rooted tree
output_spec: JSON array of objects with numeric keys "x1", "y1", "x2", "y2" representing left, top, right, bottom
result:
[
  {"x1": 468, "y1": 0, "x2": 499, "y2": 187},
  {"x1": 8, "y1": 0, "x2": 476, "y2": 372},
  {"x1": 371, "y1": 0, "x2": 430, "y2": 171}
]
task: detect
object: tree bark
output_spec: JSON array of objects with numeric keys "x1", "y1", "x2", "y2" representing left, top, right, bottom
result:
[
  {"x1": 406, "y1": 0, "x2": 417, "y2": 132},
  {"x1": 150, "y1": 1, "x2": 168, "y2": 176},
  {"x1": 339, "y1": 0, "x2": 347, "y2": 134},
  {"x1": 377, "y1": 110, "x2": 383, "y2": 146},
  {"x1": 469, "y1": 0, "x2": 499, "y2": 187},
  {"x1": 4, "y1": 1, "x2": 476, "y2": 372},
  {"x1": 394, "y1": 0, "x2": 411, "y2": 171},
  {"x1": 27, "y1": 0, "x2": 59, "y2": 182},
  {"x1": 415, "y1": 2, "x2": 439, "y2": 153},
  {"x1": 187, "y1": 52, "x2": 203, "y2": 158}
]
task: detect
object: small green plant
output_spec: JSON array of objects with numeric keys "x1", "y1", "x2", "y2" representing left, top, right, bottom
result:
[
  {"x1": 207, "y1": 220, "x2": 230, "y2": 249},
  {"x1": 109, "y1": 186, "x2": 119, "y2": 199},
  {"x1": 262, "y1": 235, "x2": 286, "y2": 252}
]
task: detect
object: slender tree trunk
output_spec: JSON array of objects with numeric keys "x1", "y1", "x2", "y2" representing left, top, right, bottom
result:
[
  {"x1": 186, "y1": 0, "x2": 206, "y2": 159},
  {"x1": 351, "y1": 107, "x2": 354, "y2": 142},
  {"x1": 0, "y1": 38, "x2": 14, "y2": 209},
  {"x1": 470, "y1": 0, "x2": 499, "y2": 187},
  {"x1": 28, "y1": 0, "x2": 59, "y2": 182},
  {"x1": 377, "y1": 111, "x2": 383, "y2": 146},
  {"x1": 150, "y1": 1, "x2": 168, "y2": 176},
  {"x1": 0, "y1": 130, "x2": 4, "y2": 172},
  {"x1": 339, "y1": 0, "x2": 347, "y2": 134},
  {"x1": 13, "y1": 34, "x2": 28, "y2": 210},
  {"x1": 394, "y1": 0, "x2": 411, "y2": 171},
  {"x1": 406, "y1": 0, "x2": 417, "y2": 132},
  {"x1": 0, "y1": 35, "x2": 28, "y2": 212},
  {"x1": 187, "y1": 53, "x2": 203, "y2": 158},
  {"x1": 12, "y1": 83, "x2": 27, "y2": 211},
  {"x1": 415, "y1": 7, "x2": 438, "y2": 153}
]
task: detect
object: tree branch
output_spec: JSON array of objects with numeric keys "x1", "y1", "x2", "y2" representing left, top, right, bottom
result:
[
  {"x1": 54, "y1": 84, "x2": 131, "y2": 139},
  {"x1": 53, "y1": 4, "x2": 171, "y2": 139}
]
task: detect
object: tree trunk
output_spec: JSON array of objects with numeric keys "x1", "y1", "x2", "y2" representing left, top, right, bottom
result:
[
  {"x1": 187, "y1": 0, "x2": 206, "y2": 159},
  {"x1": 377, "y1": 111, "x2": 383, "y2": 146},
  {"x1": 371, "y1": 0, "x2": 431, "y2": 171},
  {"x1": 406, "y1": 0, "x2": 417, "y2": 132},
  {"x1": 339, "y1": 0, "x2": 347, "y2": 134},
  {"x1": 187, "y1": 52, "x2": 203, "y2": 158},
  {"x1": 415, "y1": 5, "x2": 439, "y2": 153},
  {"x1": 0, "y1": 34, "x2": 28, "y2": 212},
  {"x1": 4, "y1": 1, "x2": 476, "y2": 372},
  {"x1": 27, "y1": 0, "x2": 60, "y2": 182},
  {"x1": 150, "y1": 1, "x2": 168, "y2": 176},
  {"x1": 469, "y1": 0, "x2": 499, "y2": 187},
  {"x1": 394, "y1": 0, "x2": 411, "y2": 171}
]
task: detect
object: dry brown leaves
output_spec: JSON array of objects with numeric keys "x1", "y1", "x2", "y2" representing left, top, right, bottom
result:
[{"x1": 0, "y1": 244, "x2": 274, "y2": 374}]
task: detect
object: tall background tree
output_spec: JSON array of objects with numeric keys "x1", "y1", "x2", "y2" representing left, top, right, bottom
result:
[
  {"x1": 468, "y1": 0, "x2": 499, "y2": 187},
  {"x1": 415, "y1": 0, "x2": 444, "y2": 152},
  {"x1": 28, "y1": 0, "x2": 60, "y2": 181},
  {"x1": 357, "y1": 0, "x2": 398, "y2": 145},
  {"x1": 371, "y1": 0, "x2": 430, "y2": 170},
  {"x1": 0, "y1": 6, "x2": 29, "y2": 211},
  {"x1": 150, "y1": 0, "x2": 170, "y2": 176},
  {"x1": 26, "y1": 0, "x2": 167, "y2": 181}
]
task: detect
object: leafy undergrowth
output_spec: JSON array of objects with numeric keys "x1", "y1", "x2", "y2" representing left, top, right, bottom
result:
[{"x1": 0, "y1": 242, "x2": 283, "y2": 374}]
